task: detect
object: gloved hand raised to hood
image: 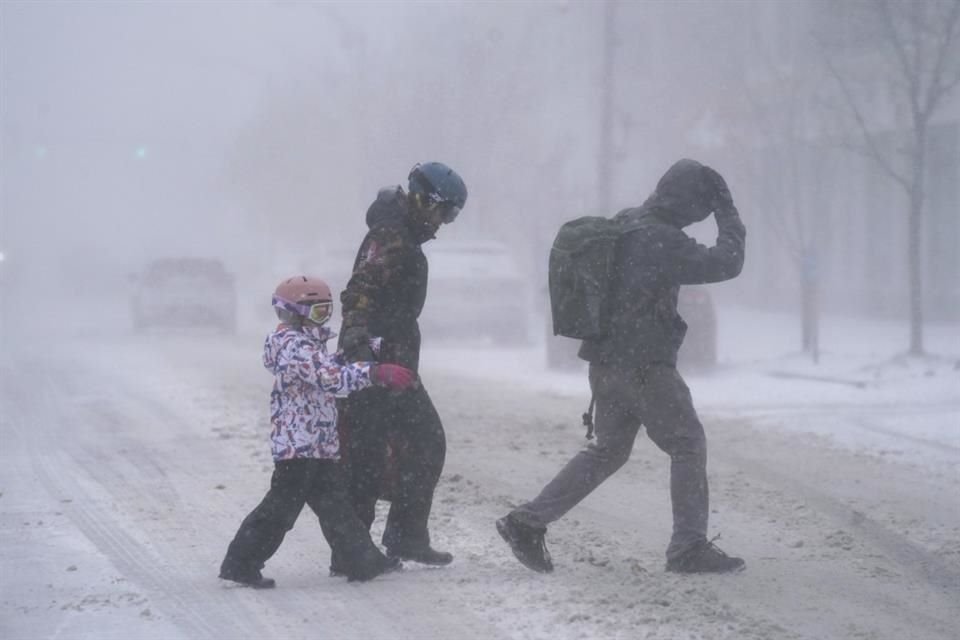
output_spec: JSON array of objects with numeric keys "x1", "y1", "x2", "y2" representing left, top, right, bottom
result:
[{"x1": 644, "y1": 158, "x2": 729, "y2": 228}]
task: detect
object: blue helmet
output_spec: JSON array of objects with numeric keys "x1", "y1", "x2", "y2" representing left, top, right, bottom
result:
[{"x1": 408, "y1": 162, "x2": 468, "y2": 212}]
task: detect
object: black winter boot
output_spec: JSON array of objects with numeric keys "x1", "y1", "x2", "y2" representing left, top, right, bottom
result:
[
  {"x1": 329, "y1": 550, "x2": 347, "y2": 578},
  {"x1": 347, "y1": 555, "x2": 403, "y2": 582},
  {"x1": 496, "y1": 514, "x2": 553, "y2": 573},
  {"x1": 219, "y1": 559, "x2": 277, "y2": 589},
  {"x1": 385, "y1": 545, "x2": 453, "y2": 566},
  {"x1": 665, "y1": 537, "x2": 745, "y2": 574}
]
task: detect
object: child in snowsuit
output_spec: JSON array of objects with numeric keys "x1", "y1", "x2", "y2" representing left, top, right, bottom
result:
[{"x1": 219, "y1": 275, "x2": 418, "y2": 588}]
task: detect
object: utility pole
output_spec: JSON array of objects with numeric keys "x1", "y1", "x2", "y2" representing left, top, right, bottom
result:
[{"x1": 597, "y1": 0, "x2": 617, "y2": 215}]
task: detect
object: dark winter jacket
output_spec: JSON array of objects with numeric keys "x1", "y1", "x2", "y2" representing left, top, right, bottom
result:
[
  {"x1": 339, "y1": 186, "x2": 430, "y2": 372},
  {"x1": 578, "y1": 159, "x2": 746, "y2": 368}
]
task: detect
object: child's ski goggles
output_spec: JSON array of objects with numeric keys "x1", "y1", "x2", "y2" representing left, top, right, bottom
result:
[{"x1": 273, "y1": 295, "x2": 333, "y2": 325}]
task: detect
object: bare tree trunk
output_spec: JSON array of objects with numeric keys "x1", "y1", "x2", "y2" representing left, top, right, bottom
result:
[
  {"x1": 908, "y1": 123, "x2": 927, "y2": 356},
  {"x1": 597, "y1": 0, "x2": 616, "y2": 215},
  {"x1": 801, "y1": 247, "x2": 820, "y2": 363},
  {"x1": 908, "y1": 188, "x2": 925, "y2": 355}
]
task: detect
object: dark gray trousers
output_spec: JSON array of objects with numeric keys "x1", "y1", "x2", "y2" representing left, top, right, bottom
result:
[{"x1": 511, "y1": 363, "x2": 708, "y2": 560}]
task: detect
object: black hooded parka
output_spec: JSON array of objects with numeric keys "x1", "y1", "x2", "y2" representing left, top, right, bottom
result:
[
  {"x1": 340, "y1": 186, "x2": 433, "y2": 372},
  {"x1": 337, "y1": 185, "x2": 447, "y2": 556},
  {"x1": 579, "y1": 159, "x2": 747, "y2": 367}
]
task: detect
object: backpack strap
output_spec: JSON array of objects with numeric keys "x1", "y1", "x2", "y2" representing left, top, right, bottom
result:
[{"x1": 582, "y1": 394, "x2": 596, "y2": 440}]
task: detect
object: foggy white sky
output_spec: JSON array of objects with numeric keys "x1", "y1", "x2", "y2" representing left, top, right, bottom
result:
[
  {"x1": 3, "y1": 2, "x2": 334, "y2": 268},
  {"x1": 2, "y1": 0, "x2": 957, "y2": 328},
  {"x1": 2, "y1": 1, "x2": 750, "y2": 282}
]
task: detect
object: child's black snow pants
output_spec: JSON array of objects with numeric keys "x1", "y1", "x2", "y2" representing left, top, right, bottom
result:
[{"x1": 221, "y1": 458, "x2": 389, "y2": 581}]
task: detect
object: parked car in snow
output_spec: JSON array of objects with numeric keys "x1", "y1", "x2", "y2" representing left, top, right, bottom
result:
[
  {"x1": 130, "y1": 258, "x2": 237, "y2": 333},
  {"x1": 421, "y1": 240, "x2": 532, "y2": 344},
  {"x1": 676, "y1": 286, "x2": 717, "y2": 370},
  {"x1": 289, "y1": 241, "x2": 532, "y2": 344}
]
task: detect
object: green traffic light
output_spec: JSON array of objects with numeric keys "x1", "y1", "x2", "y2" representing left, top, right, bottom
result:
[
  {"x1": 135, "y1": 147, "x2": 148, "y2": 159},
  {"x1": 34, "y1": 146, "x2": 47, "y2": 159}
]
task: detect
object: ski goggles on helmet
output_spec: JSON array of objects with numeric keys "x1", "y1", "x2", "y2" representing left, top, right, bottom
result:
[
  {"x1": 272, "y1": 295, "x2": 333, "y2": 325},
  {"x1": 416, "y1": 187, "x2": 460, "y2": 225},
  {"x1": 410, "y1": 168, "x2": 461, "y2": 224},
  {"x1": 436, "y1": 200, "x2": 461, "y2": 224}
]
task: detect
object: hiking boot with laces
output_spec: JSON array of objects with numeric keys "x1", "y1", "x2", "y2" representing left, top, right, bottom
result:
[
  {"x1": 496, "y1": 513, "x2": 553, "y2": 573},
  {"x1": 665, "y1": 537, "x2": 745, "y2": 574}
]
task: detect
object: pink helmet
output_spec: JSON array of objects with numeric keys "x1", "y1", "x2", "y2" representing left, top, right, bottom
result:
[
  {"x1": 273, "y1": 275, "x2": 331, "y2": 305},
  {"x1": 273, "y1": 276, "x2": 333, "y2": 324}
]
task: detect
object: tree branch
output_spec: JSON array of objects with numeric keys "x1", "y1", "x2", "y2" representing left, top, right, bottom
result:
[
  {"x1": 922, "y1": 0, "x2": 960, "y2": 114},
  {"x1": 876, "y1": 0, "x2": 923, "y2": 118},
  {"x1": 818, "y1": 42, "x2": 911, "y2": 193}
]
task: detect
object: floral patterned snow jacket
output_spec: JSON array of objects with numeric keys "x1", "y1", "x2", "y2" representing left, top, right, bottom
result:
[{"x1": 263, "y1": 324, "x2": 374, "y2": 461}]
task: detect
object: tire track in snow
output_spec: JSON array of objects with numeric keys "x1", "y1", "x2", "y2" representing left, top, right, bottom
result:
[
  {"x1": 716, "y1": 444, "x2": 960, "y2": 595},
  {"x1": 845, "y1": 415, "x2": 960, "y2": 455},
  {"x1": 5, "y1": 360, "x2": 272, "y2": 640},
  {"x1": 711, "y1": 406, "x2": 960, "y2": 455}
]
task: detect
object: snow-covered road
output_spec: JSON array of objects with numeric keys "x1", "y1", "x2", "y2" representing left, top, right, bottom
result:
[{"x1": 1, "y1": 325, "x2": 958, "y2": 640}]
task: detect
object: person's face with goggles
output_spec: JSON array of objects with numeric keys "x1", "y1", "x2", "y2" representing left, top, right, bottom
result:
[
  {"x1": 275, "y1": 296, "x2": 333, "y2": 326},
  {"x1": 434, "y1": 199, "x2": 461, "y2": 224},
  {"x1": 421, "y1": 195, "x2": 461, "y2": 230}
]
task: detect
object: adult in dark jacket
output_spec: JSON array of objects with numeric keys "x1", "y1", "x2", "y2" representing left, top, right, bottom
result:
[
  {"x1": 497, "y1": 158, "x2": 747, "y2": 574},
  {"x1": 337, "y1": 161, "x2": 467, "y2": 567}
]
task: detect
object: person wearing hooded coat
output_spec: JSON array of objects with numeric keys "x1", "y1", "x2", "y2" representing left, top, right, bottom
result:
[
  {"x1": 335, "y1": 162, "x2": 467, "y2": 569},
  {"x1": 496, "y1": 159, "x2": 747, "y2": 575}
]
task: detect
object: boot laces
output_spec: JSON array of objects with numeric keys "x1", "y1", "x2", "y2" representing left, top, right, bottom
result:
[
  {"x1": 705, "y1": 533, "x2": 726, "y2": 552},
  {"x1": 702, "y1": 533, "x2": 733, "y2": 557}
]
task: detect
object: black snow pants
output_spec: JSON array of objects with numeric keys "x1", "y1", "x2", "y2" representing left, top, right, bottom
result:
[
  {"x1": 340, "y1": 384, "x2": 446, "y2": 553},
  {"x1": 510, "y1": 363, "x2": 709, "y2": 561},
  {"x1": 221, "y1": 458, "x2": 389, "y2": 579}
]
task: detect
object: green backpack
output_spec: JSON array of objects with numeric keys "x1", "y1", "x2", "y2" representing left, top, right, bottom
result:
[{"x1": 548, "y1": 210, "x2": 650, "y2": 340}]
